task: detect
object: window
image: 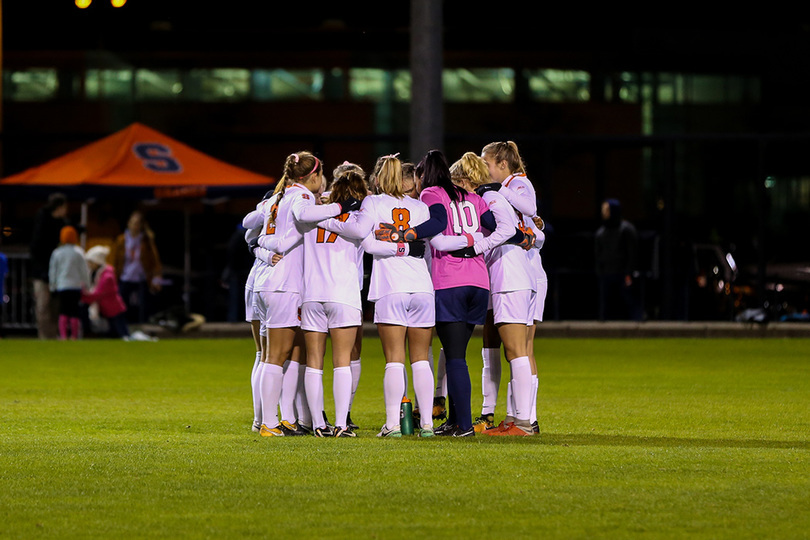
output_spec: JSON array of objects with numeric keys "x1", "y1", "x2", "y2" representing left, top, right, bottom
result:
[
  {"x1": 252, "y1": 69, "x2": 324, "y2": 101},
  {"x1": 349, "y1": 69, "x2": 411, "y2": 101},
  {"x1": 85, "y1": 69, "x2": 133, "y2": 100},
  {"x1": 186, "y1": 69, "x2": 250, "y2": 101},
  {"x1": 3, "y1": 69, "x2": 58, "y2": 101},
  {"x1": 443, "y1": 68, "x2": 514, "y2": 102},
  {"x1": 525, "y1": 69, "x2": 590, "y2": 102},
  {"x1": 135, "y1": 69, "x2": 183, "y2": 100}
]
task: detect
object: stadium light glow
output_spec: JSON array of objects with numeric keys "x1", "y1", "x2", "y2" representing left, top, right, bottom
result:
[
  {"x1": 75, "y1": 0, "x2": 92, "y2": 8},
  {"x1": 111, "y1": 0, "x2": 127, "y2": 6}
]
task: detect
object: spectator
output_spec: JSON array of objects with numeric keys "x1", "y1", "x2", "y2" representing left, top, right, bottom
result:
[
  {"x1": 30, "y1": 192, "x2": 69, "y2": 339},
  {"x1": 595, "y1": 198, "x2": 642, "y2": 321},
  {"x1": 82, "y1": 245, "x2": 131, "y2": 340},
  {"x1": 50, "y1": 226, "x2": 90, "y2": 340},
  {"x1": 110, "y1": 210, "x2": 163, "y2": 323}
]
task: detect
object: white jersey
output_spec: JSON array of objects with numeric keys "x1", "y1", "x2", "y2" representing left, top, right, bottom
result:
[
  {"x1": 480, "y1": 190, "x2": 535, "y2": 294},
  {"x1": 257, "y1": 183, "x2": 345, "y2": 294},
  {"x1": 242, "y1": 204, "x2": 264, "y2": 292},
  {"x1": 252, "y1": 194, "x2": 281, "y2": 293},
  {"x1": 499, "y1": 173, "x2": 546, "y2": 284},
  {"x1": 360, "y1": 194, "x2": 433, "y2": 302},
  {"x1": 302, "y1": 208, "x2": 372, "y2": 309}
]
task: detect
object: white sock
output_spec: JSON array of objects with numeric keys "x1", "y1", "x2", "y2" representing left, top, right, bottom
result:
[
  {"x1": 383, "y1": 363, "x2": 406, "y2": 429},
  {"x1": 481, "y1": 348, "x2": 501, "y2": 415},
  {"x1": 349, "y1": 359, "x2": 361, "y2": 411},
  {"x1": 333, "y1": 366, "x2": 352, "y2": 429},
  {"x1": 509, "y1": 356, "x2": 532, "y2": 424},
  {"x1": 259, "y1": 363, "x2": 284, "y2": 429},
  {"x1": 295, "y1": 363, "x2": 311, "y2": 427},
  {"x1": 279, "y1": 360, "x2": 300, "y2": 424},
  {"x1": 530, "y1": 374, "x2": 539, "y2": 424},
  {"x1": 506, "y1": 380, "x2": 515, "y2": 419},
  {"x1": 251, "y1": 352, "x2": 262, "y2": 425},
  {"x1": 304, "y1": 367, "x2": 325, "y2": 429},
  {"x1": 435, "y1": 348, "x2": 447, "y2": 397},
  {"x1": 411, "y1": 360, "x2": 434, "y2": 429}
]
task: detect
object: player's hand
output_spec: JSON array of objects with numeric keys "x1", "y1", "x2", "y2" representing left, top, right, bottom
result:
[
  {"x1": 519, "y1": 228, "x2": 536, "y2": 250},
  {"x1": 375, "y1": 223, "x2": 399, "y2": 242},
  {"x1": 271, "y1": 253, "x2": 284, "y2": 266},
  {"x1": 407, "y1": 240, "x2": 426, "y2": 258},
  {"x1": 247, "y1": 236, "x2": 259, "y2": 254},
  {"x1": 532, "y1": 215, "x2": 545, "y2": 231},
  {"x1": 475, "y1": 183, "x2": 501, "y2": 196},
  {"x1": 449, "y1": 246, "x2": 477, "y2": 258},
  {"x1": 340, "y1": 197, "x2": 361, "y2": 214}
]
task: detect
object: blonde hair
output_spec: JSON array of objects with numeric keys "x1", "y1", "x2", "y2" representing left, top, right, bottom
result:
[
  {"x1": 482, "y1": 140, "x2": 526, "y2": 174},
  {"x1": 450, "y1": 152, "x2": 491, "y2": 188},
  {"x1": 270, "y1": 151, "x2": 322, "y2": 222},
  {"x1": 374, "y1": 155, "x2": 405, "y2": 198}
]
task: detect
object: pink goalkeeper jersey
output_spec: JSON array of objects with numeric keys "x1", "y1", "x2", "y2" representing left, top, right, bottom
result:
[{"x1": 419, "y1": 186, "x2": 490, "y2": 291}]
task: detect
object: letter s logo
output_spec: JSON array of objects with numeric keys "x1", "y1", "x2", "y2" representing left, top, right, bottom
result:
[{"x1": 133, "y1": 143, "x2": 182, "y2": 173}]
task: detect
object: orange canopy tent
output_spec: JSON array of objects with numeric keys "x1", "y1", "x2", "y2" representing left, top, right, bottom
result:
[{"x1": 0, "y1": 122, "x2": 274, "y2": 198}]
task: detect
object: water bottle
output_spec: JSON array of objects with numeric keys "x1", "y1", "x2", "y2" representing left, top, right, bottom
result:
[{"x1": 400, "y1": 397, "x2": 414, "y2": 435}]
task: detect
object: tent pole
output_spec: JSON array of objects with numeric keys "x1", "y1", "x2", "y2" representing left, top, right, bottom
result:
[
  {"x1": 80, "y1": 201, "x2": 88, "y2": 250},
  {"x1": 184, "y1": 203, "x2": 191, "y2": 314}
]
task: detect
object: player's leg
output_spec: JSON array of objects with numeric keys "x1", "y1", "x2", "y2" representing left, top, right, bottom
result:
[
  {"x1": 477, "y1": 308, "x2": 501, "y2": 431},
  {"x1": 329, "y1": 324, "x2": 359, "y2": 436},
  {"x1": 347, "y1": 325, "x2": 363, "y2": 429},
  {"x1": 302, "y1": 302, "x2": 330, "y2": 436},
  {"x1": 378, "y1": 323, "x2": 407, "y2": 435}
]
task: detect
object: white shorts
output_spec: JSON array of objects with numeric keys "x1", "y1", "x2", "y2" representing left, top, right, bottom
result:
[
  {"x1": 245, "y1": 289, "x2": 256, "y2": 322},
  {"x1": 301, "y1": 301, "x2": 362, "y2": 332},
  {"x1": 373, "y1": 292, "x2": 435, "y2": 328},
  {"x1": 492, "y1": 290, "x2": 535, "y2": 326},
  {"x1": 255, "y1": 291, "x2": 302, "y2": 329},
  {"x1": 534, "y1": 280, "x2": 548, "y2": 323}
]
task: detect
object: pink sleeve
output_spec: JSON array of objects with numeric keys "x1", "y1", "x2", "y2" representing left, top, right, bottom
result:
[{"x1": 419, "y1": 188, "x2": 442, "y2": 208}]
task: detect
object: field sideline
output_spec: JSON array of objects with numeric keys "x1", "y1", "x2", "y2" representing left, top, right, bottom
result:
[{"x1": 1, "y1": 337, "x2": 808, "y2": 539}]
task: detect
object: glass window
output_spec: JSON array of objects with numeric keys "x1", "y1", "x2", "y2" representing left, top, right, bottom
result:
[
  {"x1": 135, "y1": 69, "x2": 183, "y2": 100},
  {"x1": 443, "y1": 68, "x2": 513, "y2": 102},
  {"x1": 525, "y1": 69, "x2": 589, "y2": 102},
  {"x1": 252, "y1": 69, "x2": 324, "y2": 101},
  {"x1": 349, "y1": 69, "x2": 411, "y2": 102},
  {"x1": 3, "y1": 68, "x2": 58, "y2": 101},
  {"x1": 689, "y1": 75, "x2": 726, "y2": 104},
  {"x1": 85, "y1": 69, "x2": 133, "y2": 100},
  {"x1": 186, "y1": 68, "x2": 250, "y2": 101}
]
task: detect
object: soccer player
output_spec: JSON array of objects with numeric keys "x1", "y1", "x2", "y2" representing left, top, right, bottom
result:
[
  {"x1": 255, "y1": 151, "x2": 360, "y2": 437},
  {"x1": 299, "y1": 170, "x2": 370, "y2": 438},
  {"x1": 478, "y1": 140, "x2": 547, "y2": 434},
  {"x1": 360, "y1": 153, "x2": 436, "y2": 438}
]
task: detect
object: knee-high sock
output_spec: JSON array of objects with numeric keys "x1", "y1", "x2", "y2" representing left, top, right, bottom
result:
[
  {"x1": 481, "y1": 348, "x2": 501, "y2": 415},
  {"x1": 505, "y1": 380, "x2": 515, "y2": 420},
  {"x1": 445, "y1": 357, "x2": 472, "y2": 431},
  {"x1": 259, "y1": 363, "x2": 284, "y2": 429},
  {"x1": 383, "y1": 363, "x2": 406, "y2": 430},
  {"x1": 295, "y1": 363, "x2": 311, "y2": 427},
  {"x1": 69, "y1": 317, "x2": 81, "y2": 340},
  {"x1": 530, "y1": 374, "x2": 539, "y2": 424},
  {"x1": 251, "y1": 353, "x2": 263, "y2": 424},
  {"x1": 304, "y1": 368, "x2": 325, "y2": 429},
  {"x1": 411, "y1": 360, "x2": 435, "y2": 429},
  {"x1": 333, "y1": 366, "x2": 352, "y2": 429},
  {"x1": 509, "y1": 356, "x2": 532, "y2": 424},
  {"x1": 435, "y1": 348, "x2": 447, "y2": 397},
  {"x1": 280, "y1": 360, "x2": 300, "y2": 424},
  {"x1": 349, "y1": 359, "x2": 361, "y2": 411},
  {"x1": 58, "y1": 315, "x2": 69, "y2": 340}
]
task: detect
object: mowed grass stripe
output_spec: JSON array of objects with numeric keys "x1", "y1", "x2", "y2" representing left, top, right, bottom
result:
[{"x1": 1, "y1": 337, "x2": 808, "y2": 539}]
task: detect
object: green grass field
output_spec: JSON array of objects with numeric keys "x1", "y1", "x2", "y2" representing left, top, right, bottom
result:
[{"x1": 1, "y1": 337, "x2": 808, "y2": 539}]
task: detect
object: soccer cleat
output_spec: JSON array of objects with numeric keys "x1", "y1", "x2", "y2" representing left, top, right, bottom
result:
[
  {"x1": 449, "y1": 425, "x2": 475, "y2": 437},
  {"x1": 472, "y1": 414, "x2": 495, "y2": 433},
  {"x1": 279, "y1": 420, "x2": 307, "y2": 436},
  {"x1": 484, "y1": 422, "x2": 533, "y2": 437},
  {"x1": 432, "y1": 396, "x2": 447, "y2": 420},
  {"x1": 346, "y1": 412, "x2": 359, "y2": 430},
  {"x1": 412, "y1": 408, "x2": 421, "y2": 426},
  {"x1": 532, "y1": 421, "x2": 539, "y2": 434},
  {"x1": 298, "y1": 423, "x2": 314, "y2": 435},
  {"x1": 313, "y1": 426, "x2": 334, "y2": 438},
  {"x1": 419, "y1": 426, "x2": 435, "y2": 438},
  {"x1": 334, "y1": 426, "x2": 357, "y2": 438},
  {"x1": 252, "y1": 421, "x2": 261, "y2": 433},
  {"x1": 377, "y1": 425, "x2": 402, "y2": 438},
  {"x1": 259, "y1": 424, "x2": 284, "y2": 437},
  {"x1": 434, "y1": 422, "x2": 453, "y2": 436}
]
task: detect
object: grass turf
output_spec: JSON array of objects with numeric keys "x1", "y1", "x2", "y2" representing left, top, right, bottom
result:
[{"x1": 1, "y1": 337, "x2": 808, "y2": 539}]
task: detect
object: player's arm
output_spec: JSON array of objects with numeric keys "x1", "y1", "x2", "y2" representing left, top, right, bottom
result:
[
  {"x1": 429, "y1": 231, "x2": 485, "y2": 252},
  {"x1": 498, "y1": 182, "x2": 537, "y2": 217},
  {"x1": 472, "y1": 194, "x2": 520, "y2": 254},
  {"x1": 242, "y1": 207, "x2": 264, "y2": 230},
  {"x1": 318, "y1": 210, "x2": 374, "y2": 240}
]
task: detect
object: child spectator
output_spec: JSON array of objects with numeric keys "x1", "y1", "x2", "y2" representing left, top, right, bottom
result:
[
  {"x1": 82, "y1": 245, "x2": 131, "y2": 340},
  {"x1": 49, "y1": 226, "x2": 90, "y2": 340}
]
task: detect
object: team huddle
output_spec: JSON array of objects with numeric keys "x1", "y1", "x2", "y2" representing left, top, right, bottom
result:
[{"x1": 242, "y1": 141, "x2": 547, "y2": 438}]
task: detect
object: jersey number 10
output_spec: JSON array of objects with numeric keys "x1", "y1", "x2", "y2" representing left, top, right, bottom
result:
[{"x1": 448, "y1": 200, "x2": 479, "y2": 234}]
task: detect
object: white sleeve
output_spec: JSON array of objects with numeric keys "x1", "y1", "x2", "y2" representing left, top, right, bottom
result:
[
  {"x1": 473, "y1": 193, "x2": 518, "y2": 255},
  {"x1": 258, "y1": 226, "x2": 301, "y2": 254},
  {"x1": 318, "y1": 210, "x2": 374, "y2": 240},
  {"x1": 292, "y1": 194, "x2": 342, "y2": 223},
  {"x1": 429, "y1": 232, "x2": 485, "y2": 252},
  {"x1": 525, "y1": 216, "x2": 545, "y2": 250},
  {"x1": 499, "y1": 180, "x2": 537, "y2": 217},
  {"x1": 242, "y1": 208, "x2": 264, "y2": 230},
  {"x1": 252, "y1": 246, "x2": 275, "y2": 266}
]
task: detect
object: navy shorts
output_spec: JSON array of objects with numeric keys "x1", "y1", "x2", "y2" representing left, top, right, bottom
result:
[{"x1": 435, "y1": 286, "x2": 489, "y2": 325}]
